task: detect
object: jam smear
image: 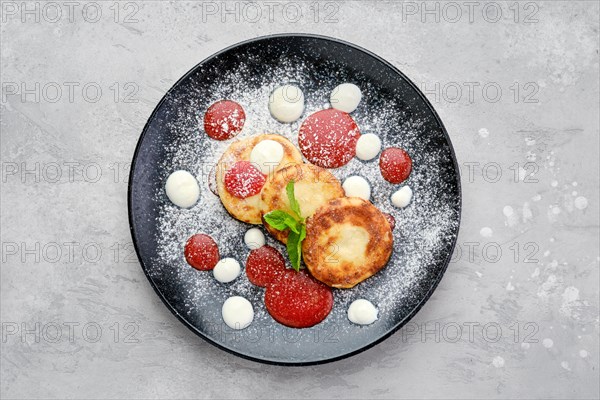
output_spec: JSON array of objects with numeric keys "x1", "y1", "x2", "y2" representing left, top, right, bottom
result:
[
  {"x1": 204, "y1": 100, "x2": 245, "y2": 141},
  {"x1": 224, "y1": 161, "x2": 266, "y2": 199},
  {"x1": 245, "y1": 245, "x2": 286, "y2": 287},
  {"x1": 298, "y1": 109, "x2": 360, "y2": 168},
  {"x1": 184, "y1": 234, "x2": 220, "y2": 271},
  {"x1": 265, "y1": 270, "x2": 333, "y2": 328},
  {"x1": 379, "y1": 147, "x2": 412, "y2": 184}
]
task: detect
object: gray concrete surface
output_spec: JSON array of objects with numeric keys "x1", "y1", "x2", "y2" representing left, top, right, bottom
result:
[{"x1": 1, "y1": 1, "x2": 599, "y2": 399}]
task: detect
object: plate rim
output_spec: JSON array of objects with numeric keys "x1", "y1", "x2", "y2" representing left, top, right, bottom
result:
[{"x1": 128, "y1": 33, "x2": 462, "y2": 366}]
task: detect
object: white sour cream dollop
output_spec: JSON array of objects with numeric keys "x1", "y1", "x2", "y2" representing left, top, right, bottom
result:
[
  {"x1": 347, "y1": 299, "x2": 378, "y2": 325},
  {"x1": 356, "y1": 133, "x2": 382, "y2": 161},
  {"x1": 222, "y1": 296, "x2": 254, "y2": 330},
  {"x1": 244, "y1": 228, "x2": 265, "y2": 250},
  {"x1": 391, "y1": 186, "x2": 413, "y2": 208},
  {"x1": 250, "y1": 139, "x2": 284, "y2": 174},
  {"x1": 213, "y1": 258, "x2": 241, "y2": 283},
  {"x1": 165, "y1": 170, "x2": 200, "y2": 208},
  {"x1": 342, "y1": 176, "x2": 371, "y2": 200},
  {"x1": 269, "y1": 85, "x2": 304, "y2": 123},
  {"x1": 330, "y1": 83, "x2": 362, "y2": 113}
]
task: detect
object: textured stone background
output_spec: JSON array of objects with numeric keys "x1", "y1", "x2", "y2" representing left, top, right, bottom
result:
[{"x1": 1, "y1": 1, "x2": 598, "y2": 399}]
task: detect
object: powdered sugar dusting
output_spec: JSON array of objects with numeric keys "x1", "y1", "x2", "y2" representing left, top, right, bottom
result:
[{"x1": 136, "y1": 40, "x2": 460, "y2": 361}]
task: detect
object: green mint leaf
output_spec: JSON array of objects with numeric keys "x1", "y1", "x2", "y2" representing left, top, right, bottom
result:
[
  {"x1": 286, "y1": 181, "x2": 302, "y2": 219},
  {"x1": 264, "y1": 210, "x2": 300, "y2": 233},
  {"x1": 287, "y1": 230, "x2": 301, "y2": 271},
  {"x1": 286, "y1": 224, "x2": 307, "y2": 272},
  {"x1": 264, "y1": 210, "x2": 293, "y2": 230},
  {"x1": 266, "y1": 181, "x2": 307, "y2": 272},
  {"x1": 285, "y1": 219, "x2": 300, "y2": 234},
  {"x1": 299, "y1": 223, "x2": 307, "y2": 243}
]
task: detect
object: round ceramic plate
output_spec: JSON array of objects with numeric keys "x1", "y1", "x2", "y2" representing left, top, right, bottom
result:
[{"x1": 128, "y1": 34, "x2": 461, "y2": 365}]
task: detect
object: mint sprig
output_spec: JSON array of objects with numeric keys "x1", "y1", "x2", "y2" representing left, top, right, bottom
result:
[
  {"x1": 286, "y1": 180, "x2": 301, "y2": 217},
  {"x1": 263, "y1": 181, "x2": 306, "y2": 271},
  {"x1": 262, "y1": 210, "x2": 300, "y2": 233}
]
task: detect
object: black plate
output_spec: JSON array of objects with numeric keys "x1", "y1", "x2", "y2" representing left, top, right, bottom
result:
[{"x1": 128, "y1": 34, "x2": 461, "y2": 365}]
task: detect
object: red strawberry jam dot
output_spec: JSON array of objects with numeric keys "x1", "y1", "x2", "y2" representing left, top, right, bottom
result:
[
  {"x1": 298, "y1": 108, "x2": 360, "y2": 168},
  {"x1": 265, "y1": 270, "x2": 333, "y2": 328},
  {"x1": 224, "y1": 161, "x2": 266, "y2": 199},
  {"x1": 379, "y1": 147, "x2": 412, "y2": 184},
  {"x1": 246, "y1": 245, "x2": 286, "y2": 287},
  {"x1": 204, "y1": 100, "x2": 245, "y2": 140},
  {"x1": 184, "y1": 234, "x2": 219, "y2": 271}
]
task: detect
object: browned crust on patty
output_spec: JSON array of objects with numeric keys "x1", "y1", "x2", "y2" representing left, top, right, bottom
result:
[
  {"x1": 302, "y1": 197, "x2": 393, "y2": 288},
  {"x1": 260, "y1": 163, "x2": 344, "y2": 243}
]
